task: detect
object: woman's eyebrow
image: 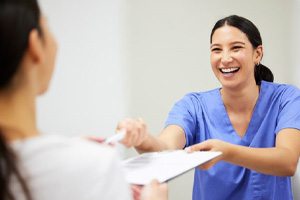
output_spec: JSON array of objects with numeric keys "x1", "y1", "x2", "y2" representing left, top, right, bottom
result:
[
  {"x1": 210, "y1": 44, "x2": 220, "y2": 48},
  {"x1": 230, "y1": 41, "x2": 246, "y2": 46}
]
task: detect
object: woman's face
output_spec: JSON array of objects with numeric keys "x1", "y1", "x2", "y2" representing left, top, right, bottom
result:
[
  {"x1": 210, "y1": 25, "x2": 262, "y2": 90},
  {"x1": 37, "y1": 17, "x2": 57, "y2": 95}
]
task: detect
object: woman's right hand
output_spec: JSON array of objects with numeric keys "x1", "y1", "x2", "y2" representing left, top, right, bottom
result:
[{"x1": 116, "y1": 118, "x2": 148, "y2": 148}]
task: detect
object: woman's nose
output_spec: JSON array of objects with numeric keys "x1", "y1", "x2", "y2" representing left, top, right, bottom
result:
[{"x1": 221, "y1": 52, "x2": 233, "y2": 64}]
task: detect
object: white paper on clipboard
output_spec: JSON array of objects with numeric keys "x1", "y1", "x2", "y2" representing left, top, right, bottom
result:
[{"x1": 122, "y1": 150, "x2": 222, "y2": 185}]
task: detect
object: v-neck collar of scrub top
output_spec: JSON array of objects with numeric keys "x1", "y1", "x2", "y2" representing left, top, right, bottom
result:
[{"x1": 216, "y1": 81, "x2": 266, "y2": 146}]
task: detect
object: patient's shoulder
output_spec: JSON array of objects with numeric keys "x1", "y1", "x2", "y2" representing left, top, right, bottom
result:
[{"x1": 10, "y1": 135, "x2": 131, "y2": 200}]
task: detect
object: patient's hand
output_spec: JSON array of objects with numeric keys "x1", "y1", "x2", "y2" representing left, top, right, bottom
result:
[
  {"x1": 85, "y1": 136, "x2": 105, "y2": 143},
  {"x1": 141, "y1": 180, "x2": 168, "y2": 200},
  {"x1": 131, "y1": 184, "x2": 143, "y2": 200}
]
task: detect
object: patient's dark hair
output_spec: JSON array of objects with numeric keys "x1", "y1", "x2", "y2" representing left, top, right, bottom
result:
[
  {"x1": 0, "y1": 0, "x2": 41, "y2": 199},
  {"x1": 210, "y1": 15, "x2": 274, "y2": 85}
]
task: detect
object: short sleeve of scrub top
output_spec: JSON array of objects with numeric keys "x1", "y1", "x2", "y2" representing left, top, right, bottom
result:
[{"x1": 275, "y1": 84, "x2": 300, "y2": 134}]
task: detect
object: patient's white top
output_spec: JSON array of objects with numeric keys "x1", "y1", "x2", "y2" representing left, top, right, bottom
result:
[{"x1": 10, "y1": 135, "x2": 131, "y2": 200}]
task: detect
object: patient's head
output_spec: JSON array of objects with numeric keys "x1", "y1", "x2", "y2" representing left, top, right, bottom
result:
[{"x1": 0, "y1": 0, "x2": 57, "y2": 95}]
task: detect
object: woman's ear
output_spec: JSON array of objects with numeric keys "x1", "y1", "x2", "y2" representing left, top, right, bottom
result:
[
  {"x1": 254, "y1": 45, "x2": 263, "y2": 64},
  {"x1": 27, "y1": 29, "x2": 45, "y2": 66}
]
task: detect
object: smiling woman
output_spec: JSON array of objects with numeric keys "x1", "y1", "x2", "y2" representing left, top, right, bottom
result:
[
  {"x1": 116, "y1": 15, "x2": 300, "y2": 200},
  {"x1": 210, "y1": 15, "x2": 273, "y2": 90}
]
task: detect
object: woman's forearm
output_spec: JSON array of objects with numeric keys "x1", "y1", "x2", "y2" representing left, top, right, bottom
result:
[
  {"x1": 135, "y1": 134, "x2": 169, "y2": 153},
  {"x1": 135, "y1": 125, "x2": 186, "y2": 154},
  {"x1": 226, "y1": 144, "x2": 298, "y2": 176}
]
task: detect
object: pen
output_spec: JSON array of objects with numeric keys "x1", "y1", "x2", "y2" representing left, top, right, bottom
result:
[{"x1": 104, "y1": 130, "x2": 126, "y2": 144}]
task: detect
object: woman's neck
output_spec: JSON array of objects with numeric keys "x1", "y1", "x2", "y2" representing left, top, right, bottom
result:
[
  {"x1": 0, "y1": 87, "x2": 38, "y2": 141},
  {"x1": 221, "y1": 83, "x2": 260, "y2": 114}
]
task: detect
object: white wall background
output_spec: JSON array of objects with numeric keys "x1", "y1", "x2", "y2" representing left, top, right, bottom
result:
[
  {"x1": 37, "y1": 0, "x2": 128, "y2": 137},
  {"x1": 291, "y1": 0, "x2": 300, "y2": 87},
  {"x1": 37, "y1": 0, "x2": 299, "y2": 199}
]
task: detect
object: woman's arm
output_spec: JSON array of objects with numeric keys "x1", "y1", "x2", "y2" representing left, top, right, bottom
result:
[
  {"x1": 187, "y1": 128, "x2": 300, "y2": 176},
  {"x1": 116, "y1": 118, "x2": 186, "y2": 153}
]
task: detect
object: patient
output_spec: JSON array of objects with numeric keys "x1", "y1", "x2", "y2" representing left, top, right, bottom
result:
[{"x1": 0, "y1": 0, "x2": 167, "y2": 199}]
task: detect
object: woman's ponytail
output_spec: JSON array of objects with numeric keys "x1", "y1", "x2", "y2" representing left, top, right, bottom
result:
[{"x1": 254, "y1": 63, "x2": 274, "y2": 85}]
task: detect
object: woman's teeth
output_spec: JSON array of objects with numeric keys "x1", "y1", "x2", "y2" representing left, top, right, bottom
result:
[{"x1": 220, "y1": 67, "x2": 240, "y2": 73}]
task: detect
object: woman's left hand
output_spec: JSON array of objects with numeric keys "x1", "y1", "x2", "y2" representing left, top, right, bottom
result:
[{"x1": 185, "y1": 139, "x2": 232, "y2": 170}]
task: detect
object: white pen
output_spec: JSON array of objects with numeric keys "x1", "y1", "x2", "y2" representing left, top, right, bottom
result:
[{"x1": 104, "y1": 130, "x2": 126, "y2": 144}]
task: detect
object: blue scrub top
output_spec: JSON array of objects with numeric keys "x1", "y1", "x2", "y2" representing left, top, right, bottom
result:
[{"x1": 165, "y1": 81, "x2": 300, "y2": 200}]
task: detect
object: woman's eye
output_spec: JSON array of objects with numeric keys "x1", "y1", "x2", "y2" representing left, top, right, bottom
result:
[
  {"x1": 232, "y1": 46, "x2": 242, "y2": 51},
  {"x1": 211, "y1": 48, "x2": 221, "y2": 52}
]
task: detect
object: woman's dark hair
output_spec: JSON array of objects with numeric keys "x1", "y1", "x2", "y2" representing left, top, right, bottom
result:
[
  {"x1": 210, "y1": 15, "x2": 274, "y2": 85},
  {"x1": 0, "y1": 0, "x2": 41, "y2": 199}
]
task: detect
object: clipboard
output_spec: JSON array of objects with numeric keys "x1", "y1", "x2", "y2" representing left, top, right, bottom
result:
[{"x1": 122, "y1": 150, "x2": 222, "y2": 185}]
